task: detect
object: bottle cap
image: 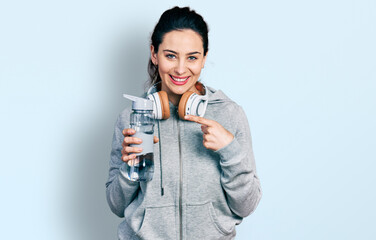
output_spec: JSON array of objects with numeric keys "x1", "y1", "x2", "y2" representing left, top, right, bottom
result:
[{"x1": 123, "y1": 94, "x2": 153, "y2": 110}]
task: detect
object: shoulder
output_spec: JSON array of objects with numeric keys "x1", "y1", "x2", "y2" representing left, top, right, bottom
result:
[
  {"x1": 205, "y1": 86, "x2": 248, "y2": 131},
  {"x1": 206, "y1": 85, "x2": 244, "y2": 115}
]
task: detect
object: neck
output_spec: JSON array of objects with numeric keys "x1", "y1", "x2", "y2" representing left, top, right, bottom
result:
[{"x1": 168, "y1": 93, "x2": 181, "y2": 106}]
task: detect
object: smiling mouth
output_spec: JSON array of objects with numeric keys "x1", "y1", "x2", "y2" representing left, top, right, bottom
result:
[{"x1": 169, "y1": 75, "x2": 190, "y2": 85}]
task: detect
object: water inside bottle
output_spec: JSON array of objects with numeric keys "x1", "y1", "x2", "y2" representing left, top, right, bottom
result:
[
  {"x1": 126, "y1": 120, "x2": 154, "y2": 182},
  {"x1": 126, "y1": 152, "x2": 154, "y2": 181}
]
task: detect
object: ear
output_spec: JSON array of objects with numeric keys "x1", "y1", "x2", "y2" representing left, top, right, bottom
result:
[
  {"x1": 201, "y1": 52, "x2": 208, "y2": 68},
  {"x1": 150, "y1": 45, "x2": 158, "y2": 65}
]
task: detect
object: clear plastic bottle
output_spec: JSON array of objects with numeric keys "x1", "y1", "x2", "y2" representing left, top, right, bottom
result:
[{"x1": 123, "y1": 94, "x2": 155, "y2": 182}]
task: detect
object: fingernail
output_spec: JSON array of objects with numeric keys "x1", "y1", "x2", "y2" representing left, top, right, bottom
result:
[{"x1": 184, "y1": 115, "x2": 189, "y2": 119}]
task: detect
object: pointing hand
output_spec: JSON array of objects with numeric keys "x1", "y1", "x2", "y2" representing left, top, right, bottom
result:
[{"x1": 184, "y1": 115, "x2": 233, "y2": 151}]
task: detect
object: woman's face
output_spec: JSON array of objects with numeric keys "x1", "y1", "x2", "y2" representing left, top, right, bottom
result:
[{"x1": 151, "y1": 29, "x2": 207, "y2": 105}]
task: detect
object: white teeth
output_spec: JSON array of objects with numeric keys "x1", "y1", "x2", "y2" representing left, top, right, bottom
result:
[{"x1": 171, "y1": 76, "x2": 189, "y2": 82}]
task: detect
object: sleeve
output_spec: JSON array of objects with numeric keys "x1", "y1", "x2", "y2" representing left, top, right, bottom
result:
[
  {"x1": 215, "y1": 105, "x2": 262, "y2": 218},
  {"x1": 105, "y1": 110, "x2": 140, "y2": 218}
]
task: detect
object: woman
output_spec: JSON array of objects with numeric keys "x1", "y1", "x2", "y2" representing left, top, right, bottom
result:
[{"x1": 106, "y1": 6, "x2": 262, "y2": 240}]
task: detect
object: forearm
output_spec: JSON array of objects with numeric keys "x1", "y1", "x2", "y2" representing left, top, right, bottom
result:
[
  {"x1": 106, "y1": 166, "x2": 139, "y2": 217},
  {"x1": 106, "y1": 111, "x2": 140, "y2": 217},
  {"x1": 217, "y1": 137, "x2": 262, "y2": 217},
  {"x1": 216, "y1": 106, "x2": 262, "y2": 217}
]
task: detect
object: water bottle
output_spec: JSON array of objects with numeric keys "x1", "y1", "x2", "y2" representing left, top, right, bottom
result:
[{"x1": 123, "y1": 94, "x2": 155, "y2": 181}]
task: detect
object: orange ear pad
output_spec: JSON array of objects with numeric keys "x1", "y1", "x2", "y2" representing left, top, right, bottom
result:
[
  {"x1": 178, "y1": 91, "x2": 195, "y2": 119},
  {"x1": 157, "y1": 91, "x2": 170, "y2": 119},
  {"x1": 195, "y1": 81, "x2": 204, "y2": 93}
]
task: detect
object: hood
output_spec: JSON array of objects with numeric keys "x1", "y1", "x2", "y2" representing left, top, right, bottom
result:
[{"x1": 206, "y1": 86, "x2": 234, "y2": 104}]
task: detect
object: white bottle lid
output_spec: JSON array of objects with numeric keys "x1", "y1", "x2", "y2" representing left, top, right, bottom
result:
[{"x1": 123, "y1": 94, "x2": 153, "y2": 110}]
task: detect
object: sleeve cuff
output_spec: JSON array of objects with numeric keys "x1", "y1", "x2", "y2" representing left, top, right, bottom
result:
[{"x1": 214, "y1": 137, "x2": 242, "y2": 162}]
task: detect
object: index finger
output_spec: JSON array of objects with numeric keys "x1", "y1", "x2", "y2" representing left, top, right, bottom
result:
[
  {"x1": 122, "y1": 128, "x2": 136, "y2": 136},
  {"x1": 184, "y1": 115, "x2": 215, "y2": 126}
]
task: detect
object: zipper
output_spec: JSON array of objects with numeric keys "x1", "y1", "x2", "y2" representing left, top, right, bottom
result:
[{"x1": 177, "y1": 115, "x2": 183, "y2": 240}]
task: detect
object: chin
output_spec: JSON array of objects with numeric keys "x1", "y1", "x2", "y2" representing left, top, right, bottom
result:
[
  {"x1": 170, "y1": 88, "x2": 188, "y2": 96},
  {"x1": 177, "y1": 85, "x2": 197, "y2": 94},
  {"x1": 166, "y1": 83, "x2": 190, "y2": 91}
]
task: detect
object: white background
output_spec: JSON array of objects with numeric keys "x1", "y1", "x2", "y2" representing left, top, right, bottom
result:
[{"x1": 1, "y1": 0, "x2": 375, "y2": 239}]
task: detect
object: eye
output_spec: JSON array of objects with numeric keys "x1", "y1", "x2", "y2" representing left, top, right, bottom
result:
[
  {"x1": 166, "y1": 54, "x2": 176, "y2": 59},
  {"x1": 188, "y1": 56, "x2": 197, "y2": 60}
]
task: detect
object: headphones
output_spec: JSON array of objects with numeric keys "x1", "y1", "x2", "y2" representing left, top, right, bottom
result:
[{"x1": 146, "y1": 82, "x2": 209, "y2": 120}]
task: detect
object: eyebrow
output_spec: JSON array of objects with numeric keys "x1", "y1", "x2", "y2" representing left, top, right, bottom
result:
[{"x1": 163, "y1": 49, "x2": 202, "y2": 55}]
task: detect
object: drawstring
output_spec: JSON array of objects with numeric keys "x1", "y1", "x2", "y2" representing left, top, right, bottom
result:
[{"x1": 157, "y1": 120, "x2": 164, "y2": 196}]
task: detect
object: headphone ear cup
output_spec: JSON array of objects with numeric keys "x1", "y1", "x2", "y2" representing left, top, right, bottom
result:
[
  {"x1": 158, "y1": 91, "x2": 170, "y2": 119},
  {"x1": 178, "y1": 91, "x2": 195, "y2": 119}
]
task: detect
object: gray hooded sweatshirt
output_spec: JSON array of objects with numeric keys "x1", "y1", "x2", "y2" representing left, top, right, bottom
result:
[{"x1": 106, "y1": 85, "x2": 262, "y2": 240}]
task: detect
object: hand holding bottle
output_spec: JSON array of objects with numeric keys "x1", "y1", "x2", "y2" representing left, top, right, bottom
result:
[{"x1": 121, "y1": 128, "x2": 159, "y2": 162}]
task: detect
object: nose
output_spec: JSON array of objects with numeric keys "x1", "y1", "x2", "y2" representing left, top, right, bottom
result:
[{"x1": 174, "y1": 59, "x2": 186, "y2": 75}]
